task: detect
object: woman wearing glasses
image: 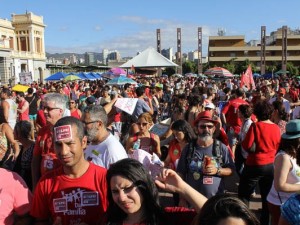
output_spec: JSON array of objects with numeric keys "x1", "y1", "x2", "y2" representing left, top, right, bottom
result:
[{"x1": 126, "y1": 112, "x2": 161, "y2": 157}]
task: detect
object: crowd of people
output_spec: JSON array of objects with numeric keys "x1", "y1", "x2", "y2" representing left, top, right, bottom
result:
[{"x1": 1, "y1": 74, "x2": 300, "y2": 225}]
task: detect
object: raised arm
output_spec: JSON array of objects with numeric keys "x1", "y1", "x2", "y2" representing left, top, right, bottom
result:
[{"x1": 155, "y1": 168, "x2": 207, "y2": 212}]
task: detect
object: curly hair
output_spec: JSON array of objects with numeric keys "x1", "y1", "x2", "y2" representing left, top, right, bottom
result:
[
  {"x1": 253, "y1": 100, "x2": 274, "y2": 121},
  {"x1": 171, "y1": 119, "x2": 197, "y2": 142},
  {"x1": 106, "y1": 158, "x2": 164, "y2": 225},
  {"x1": 196, "y1": 194, "x2": 259, "y2": 225}
]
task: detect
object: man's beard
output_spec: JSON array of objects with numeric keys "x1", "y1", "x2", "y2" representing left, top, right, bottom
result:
[
  {"x1": 198, "y1": 132, "x2": 213, "y2": 142},
  {"x1": 86, "y1": 126, "x2": 98, "y2": 142}
]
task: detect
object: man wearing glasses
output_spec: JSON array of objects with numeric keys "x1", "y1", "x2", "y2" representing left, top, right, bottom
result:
[
  {"x1": 82, "y1": 105, "x2": 127, "y2": 169},
  {"x1": 31, "y1": 93, "x2": 67, "y2": 191},
  {"x1": 177, "y1": 110, "x2": 234, "y2": 199}
]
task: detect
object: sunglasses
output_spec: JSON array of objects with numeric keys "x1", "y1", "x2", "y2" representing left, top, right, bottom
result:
[
  {"x1": 69, "y1": 102, "x2": 75, "y2": 104},
  {"x1": 43, "y1": 106, "x2": 61, "y2": 112},
  {"x1": 136, "y1": 122, "x2": 148, "y2": 127},
  {"x1": 198, "y1": 124, "x2": 214, "y2": 129}
]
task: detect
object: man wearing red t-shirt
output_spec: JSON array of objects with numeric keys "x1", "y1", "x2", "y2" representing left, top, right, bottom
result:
[
  {"x1": 31, "y1": 117, "x2": 108, "y2": 225},
  {"x1": 221, "y1": 88, "x2": 248, "y2": 148},
  {"x1": 31, "y1": 93, "x2": 67, "y2": 191}
]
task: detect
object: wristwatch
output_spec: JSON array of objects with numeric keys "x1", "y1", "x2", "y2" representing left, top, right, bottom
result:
[{"x1": 216, "y1": 167, "x2": 221, "y2": 176}]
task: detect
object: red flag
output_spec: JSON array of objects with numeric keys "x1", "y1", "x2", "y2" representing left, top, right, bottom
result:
[{"x1": 240, "y1": 65, "x2": 255, "y2": 90}]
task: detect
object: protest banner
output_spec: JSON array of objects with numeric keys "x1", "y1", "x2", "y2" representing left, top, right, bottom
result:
[{"x1": 114, "y1": 98, "x2": 138, "y2": 115}]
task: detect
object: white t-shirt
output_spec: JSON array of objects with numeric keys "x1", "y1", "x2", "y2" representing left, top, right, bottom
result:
[
  {"x1": 269, "y1": 97, "x2": 291, "y2": 114},
  {"x1": 84, "y1": 133, "x2": 127, "y2": 168}
]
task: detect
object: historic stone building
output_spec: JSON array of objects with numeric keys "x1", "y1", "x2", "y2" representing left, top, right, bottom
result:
[{"x1": 0, "y1": 12, "x2": 46, "y2": 85}]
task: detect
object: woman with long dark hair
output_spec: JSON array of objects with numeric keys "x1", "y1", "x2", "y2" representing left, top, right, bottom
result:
[
  {"x1": 106, "y1": 158, "x2": 207, "y2": 225},
  {"x1": 164, "y1": 120, "x2": 197, "y2": 170}
]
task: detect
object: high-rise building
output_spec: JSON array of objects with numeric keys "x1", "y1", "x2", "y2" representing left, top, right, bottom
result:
[
  {"x1": 208, "y1": 27, "x2": 300, "y2": 69},
  {"x1": 70, "y1": 54, "x2": 77, "y2": 64},
  {"x1": 161, "y1": 48, "x2": 173, "y2": 61},
  {"x1": 187, "y1": 50, "x2": 200, "y2": 62},
  {"x1": 0, "y1": 12, "x2": 46, "y2": 84},
  {"x1": 85, "y1": 52, "x2": 95, "y2": 65},
  {"x1": 108, "y1": 50, "x2": 121, "y2": 61},
  {"x1": 102, "y1": 49, "x2": 109, "y2": 64}
]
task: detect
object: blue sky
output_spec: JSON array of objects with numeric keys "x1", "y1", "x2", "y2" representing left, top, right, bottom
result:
[{"x1": 1, "y1": 0, "x2": 299, "y2": 57}]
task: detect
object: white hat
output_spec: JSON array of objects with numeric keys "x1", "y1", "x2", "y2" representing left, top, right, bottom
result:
[{"x1": 204, "y1": 102, "x2": 216, "y2": 110}]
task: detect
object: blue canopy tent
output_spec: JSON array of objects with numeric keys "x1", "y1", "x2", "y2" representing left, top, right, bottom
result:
[
  {"x1": 84, "y1": 72, "x2": 97, "y2": 80},
  {"x1": 262, "y1": 73, "x2": 279, "y2": 79},
  {"x1": 87, "y1": 72, "x2": 101, "y2": 79},
  {"x1": 76, "y1": 72, "x2": 88, "y2": 79},
  {"x1": 45, "y1": 72, "x2": 68, "y2": 81},
  {"x1": 76, "y1": 72, "x2": 97, "y2": 80}
]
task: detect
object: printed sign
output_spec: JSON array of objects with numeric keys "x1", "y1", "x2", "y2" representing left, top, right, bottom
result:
[
  {"x1": 54, "y1": 125, "x2": 72, "y2": 141},
  {"x1": 53, "y1": 198, "x2": 68, "y2": 212},
  {"x1": 114, "y1": 98, "x2": 138, "y2": 115},
  {"x1": 81, "y1": 192, "x2": 99, "y2": 206},
  {"x1": 19, "y1": 72, "x2": 33, "y2": 85}
]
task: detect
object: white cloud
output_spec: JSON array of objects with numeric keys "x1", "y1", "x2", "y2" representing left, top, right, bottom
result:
[
  {"x1": 46, "y1": 18, "x2": 218, "y2": 57},
  {"x1": 94, "y1": 25, "x2": 102, "y2": 31}
]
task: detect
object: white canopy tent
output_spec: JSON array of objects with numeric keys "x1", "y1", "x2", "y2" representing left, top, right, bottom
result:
[{"x1": 120, "y1": 47, "x2": 178, "y2": 68}]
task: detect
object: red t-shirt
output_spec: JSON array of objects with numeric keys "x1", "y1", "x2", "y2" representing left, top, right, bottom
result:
[
  {"x1": 18, "y1": 100, "x2": 29, "y2": 121},
  {"x1": 242, "y1": 122, "x2": 281, "y2": 166},
  {"x1": 222, "y1": 98, "x2": 248, "y2": 134},
  {"x1": 33, "y1": 125, "x2": 61, "y2": 176},
  {"x1": 30, "y1": 163, "x2": 108, "y2": 225},
  {"x1": 70, "y1": 109, "x2": 81, "y2": 119}
]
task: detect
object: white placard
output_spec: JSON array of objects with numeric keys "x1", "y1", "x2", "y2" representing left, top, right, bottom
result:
[
  {"x1": 19, "y1": 72, "x2": 33, "y2": 85},
  {"x1": 114, "y1": 98, "x2": 138, "y2": 115}
]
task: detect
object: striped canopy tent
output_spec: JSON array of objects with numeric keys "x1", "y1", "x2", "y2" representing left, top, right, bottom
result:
[{"x1": 204, "y1": 67, "x2": 233, "y2": 78}]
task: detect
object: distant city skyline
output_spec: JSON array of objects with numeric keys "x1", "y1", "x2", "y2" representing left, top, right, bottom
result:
[{"x1": 1, "y1": 0, "x2": 299, "y2": 57}]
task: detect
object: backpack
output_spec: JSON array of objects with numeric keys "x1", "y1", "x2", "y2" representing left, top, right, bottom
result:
[{"x1": 186, "y1": 139, "x2": 223, "y2": 170}]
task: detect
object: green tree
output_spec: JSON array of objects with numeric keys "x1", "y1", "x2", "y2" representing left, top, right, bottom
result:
[
  {"x1": 235, "y1": 59, "x2": 255, "y2": 75},
  {"x1": 182, "y1": 61, "x2": 196, "y2": 74},
  {"x1": 286, "y1": 62, "x2": 299, "y2": 76},
  {"x1": 162, "y1": 67, "x2": 176, "y2": 76},
  {"x1": 266, "y1": 61, "x2": 280, "y2": 74}
]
